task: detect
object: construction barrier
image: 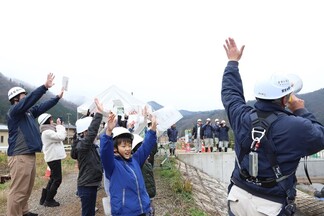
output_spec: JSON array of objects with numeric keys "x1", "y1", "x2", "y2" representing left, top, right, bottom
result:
[
  {"x1": 201, "y1": 143, "x2": 205, "y2": 152},
  {"x1": 186, "y1": 143, "x2": 190, "y2": 152}
]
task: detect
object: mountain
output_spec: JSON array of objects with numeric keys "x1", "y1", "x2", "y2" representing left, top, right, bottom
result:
[
  {"x1": 0, "y1": 72, "x2": 78, "y2": 125},
  {"x1": 1, "y1": 72, "x2": 324, "y2": 137}
]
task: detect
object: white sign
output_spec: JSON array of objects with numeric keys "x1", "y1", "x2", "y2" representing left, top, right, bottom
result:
[
  {"x1": 62, "y1": 76, "x2": 69, "y2": 91},
  {"x1": 153, "y1": 106, "x2": 183, "y2": 132}
]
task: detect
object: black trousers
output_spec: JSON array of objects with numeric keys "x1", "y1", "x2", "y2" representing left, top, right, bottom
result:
[{"x1": 46, "y1": 160, "x2": 62, "y2": 194}]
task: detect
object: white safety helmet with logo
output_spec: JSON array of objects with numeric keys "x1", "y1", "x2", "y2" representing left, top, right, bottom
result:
[
  {"x1": 254, "y1": 74, "x2": 294, "y2": 100},
  {"x1": 76, "y1": 117, "x2": 93, "y2": 134},
  {"x1": 38, "y1": 113, "x2": 52, "y2": 125},
  {"x1": 8, "y1": 87, "x2": 26, "y2": 101},
  {"x1": 132, "y1": 133, "x2": 144, "y2": 151},
  {"x1": 112, "y1": 127, "x2": 134, "y2": 140}
]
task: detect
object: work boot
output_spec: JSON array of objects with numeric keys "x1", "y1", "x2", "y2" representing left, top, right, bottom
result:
[
  {"x1": 44, "y1": 189, "x2": 60, "y2": 207},
  {"x1": 44, "y1": 199, "x2": 60, "y2": 207},
  {"x1": 219, "y1": 147, "x2": 222, "y2": 152},
  {"x1": 225, "y1": 147, "x2": 228, "y2": 152},
  {"x1": 210, "y1": 147, "x2": 213, "y2": 152},
  {"x1": 23, "y1": 213, "x2": 38, "y2": 216},
  {"x1": 39, "y1": 188, "x2": 47, "y2": 205}
]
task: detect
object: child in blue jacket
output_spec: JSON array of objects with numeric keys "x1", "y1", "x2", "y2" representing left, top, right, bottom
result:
[{"x1": 100, "y1": 113, "x2": 157, "y2": 216}]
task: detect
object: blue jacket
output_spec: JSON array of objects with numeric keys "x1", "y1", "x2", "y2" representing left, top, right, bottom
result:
[
  {"x1": 100, "y1": 130, "x2": 157, "y2": 216},
  {"x1": 202, "y1": 123, "x2": 214, "y2": 138},
  {"x1": 222, "y1": 61, "x2": 324, "y2": 203},
  {"x1": 6, "y1": 85, "x2": 60, "y2": 156}
]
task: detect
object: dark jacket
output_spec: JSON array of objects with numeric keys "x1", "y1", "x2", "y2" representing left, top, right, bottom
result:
[
  {"x1": 192, "y1": 124, "x2": 203, "y2": 139},
  {"x1": 167, "y1": 127, "x2": 178, "y2": 142},
  {"x1": 6, "y1": 85, "x2": 60, "y2": 156},
  {"x1": 142, "y1": 161, "x2": 156, "y2": 198},
  {"x1": 202, "y1": 123, "x2": 214, "y2": 138},
  {"x1": 76, "y1": 113, "x2": 103, "y2": 187},
  {"x1": 100, "y1": 129, "x2": 157, "y2": 216},
  {"x1": 217, "y1": 125, "x2": 230, "y2": 141},
  {"x1": 222, "y1": 61, "x2": 324, "y2": 203}
]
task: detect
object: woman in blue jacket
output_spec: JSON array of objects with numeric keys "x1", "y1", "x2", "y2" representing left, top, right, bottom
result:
[{"x1": 100, "y1": 113, "x2": 157, "y2": 216}]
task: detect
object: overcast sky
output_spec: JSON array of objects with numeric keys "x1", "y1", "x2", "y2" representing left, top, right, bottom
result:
[{"x1": 1, "y1": 1, "x2": 323, "y2": 111}]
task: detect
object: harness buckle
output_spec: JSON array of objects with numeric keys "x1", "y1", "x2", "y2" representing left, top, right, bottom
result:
[{"x1": 250, "y1": 127, "x2": 266, "y2": 150}]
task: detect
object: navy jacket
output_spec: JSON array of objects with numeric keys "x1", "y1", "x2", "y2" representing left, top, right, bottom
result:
[
  {"x1": 167, "y1": 127, "x2": 178, "y2": 142},
  {"x1": 100, "y1": 130, "x2": 157, "y2": 216},
  {"x1": 202, "y1": 123, "x2": 214, "y2": 138},
  {"x1": 217, "y1": 125, "x2": 229, "y2": 141},
  {"x1": 6, "y1": 85, "x2": 60, "y2": 156},
  {"x1": 222, "y1": 61, "x2": 324, "y2": 203}
]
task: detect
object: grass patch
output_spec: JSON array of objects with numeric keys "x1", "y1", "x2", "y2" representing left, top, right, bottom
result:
[{"x1": 155, "y1": 156, "x2": 207, "y2": 216}]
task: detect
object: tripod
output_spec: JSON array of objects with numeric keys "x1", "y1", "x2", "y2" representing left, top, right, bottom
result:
[{"x1": 159, "y1": 142, "x2": 171, "y2": 169}]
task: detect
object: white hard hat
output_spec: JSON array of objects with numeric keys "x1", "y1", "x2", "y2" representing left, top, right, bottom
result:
[
  {"x1": 38, "y1": 113, "x2": 52, "y2": 125},
  {"x1": 254, "y1": 74, "x2": 293, "y2": 100},
  {"x1": 286, "y1": 74, "x2": 303, "y2": 94},
  {"x1": 8, "y1": 87, "x2": 26, "y2": 101},
  {"x1": 221, "y1": 120, "x2": 226, "y2": 124},
  {"x1": 76, "y1": 117, "x2": 93, "y2": 133},
  {"x1": 215, "y1": 119, "x2": 219, "y2": 122},
  {"x1": 206, "y1": 118, "x2": 211, "y2": 121},
  {"x1": 197, "y1": 119, "x2": 202, "y2": 122},
  {"x1": 112, "y1": 127, "x2": 134, "y2": 140},
  {"x1": 132, "y1": 133, "x2": 144, "y2": 150}
]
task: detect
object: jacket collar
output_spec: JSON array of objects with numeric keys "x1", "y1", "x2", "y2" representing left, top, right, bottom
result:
[{"x1": 254, "y1": 100, "x2": 292, "y2": 115}]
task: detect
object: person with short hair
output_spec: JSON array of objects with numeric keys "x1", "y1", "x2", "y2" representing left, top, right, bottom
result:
[
  {"x1": 222, "y1": 37, "x2": 324, "y2": 216},
  {"x1": 167, "y1": 124, "x2": 178, "y2": 156},
  {"x1": 6, "y1": 73, "x2": 63, "y2": 216}
]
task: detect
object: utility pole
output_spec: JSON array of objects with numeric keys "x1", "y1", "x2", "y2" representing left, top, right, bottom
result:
[{"x1": 67, "y1": 113, "x2": 71, "y2": 145}]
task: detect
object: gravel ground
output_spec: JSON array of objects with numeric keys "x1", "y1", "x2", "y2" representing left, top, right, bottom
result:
[{"x1": 19, "y1": 162, "x2": 184, "y2": 216}]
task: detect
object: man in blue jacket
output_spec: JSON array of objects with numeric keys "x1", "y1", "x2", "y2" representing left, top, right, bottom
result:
[
  {"x1": 6, "y1": 73, "x2": 63, "y2": 216},
  {"x1": 222, "y1": 38, "x2": 324, "y2": 216}
]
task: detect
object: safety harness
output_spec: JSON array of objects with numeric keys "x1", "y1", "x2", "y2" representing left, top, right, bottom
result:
[{"x1": 236, "y1": 109, "x2": 297, "y2": 215}]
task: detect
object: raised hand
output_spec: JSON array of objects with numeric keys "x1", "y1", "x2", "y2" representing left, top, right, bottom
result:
[
  {"x1": 57, "y1": 87, "x2": 64, "y2": 99},
  {"x1": 106, "y1": 112, "x2": 116, "y2": 136},
  {"x1": 94, "y1": 98, "x2": 104, "y2": 114},
  {"x1": 223, "y1": 37, "x2": 245, "y2": 61},
  {"x1": 44, "y1": 73, "x2": 55, "y2": 89},
  {"x1": 287, "y1": 94, "x2": 305, "y2": 112},
  {"x1": 150, "y1": 115, "x2": 157, "y2": 132}
]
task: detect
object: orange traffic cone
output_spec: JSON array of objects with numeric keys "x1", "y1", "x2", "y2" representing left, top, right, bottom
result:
[
  {"x1": 44, "y1": 166, "x2": 51, "y2": 179},
  {"x1": 201, "y1": 143, "x2": 205, "y2": 152},
  {"x1": 185, "y1": 143, "x2": 190, "y2": 152}
]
